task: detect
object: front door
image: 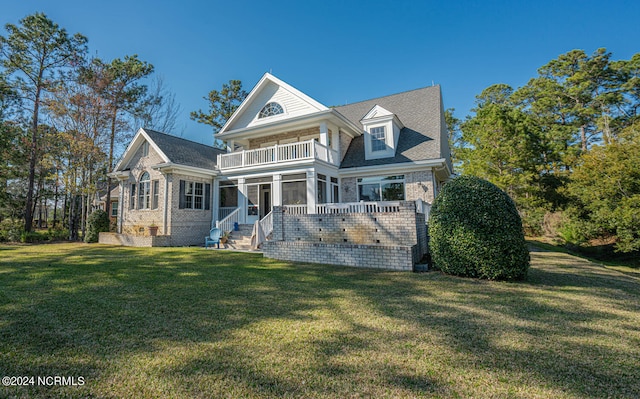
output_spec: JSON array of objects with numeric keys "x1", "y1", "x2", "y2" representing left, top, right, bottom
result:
[
  {"x1": 246, "y1": 183, "x2": 271, "y2": 224},
  {"x1": 260, "y1": 185, "x2": 271, "y2": 218}
]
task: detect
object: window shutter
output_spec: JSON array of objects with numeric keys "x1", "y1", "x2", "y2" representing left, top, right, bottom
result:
[
  {"x1": 179, "y1": 180, "x2": 185, "y2": 209},
  {"x1": 204, "y1": 183, "x2": 211, "y2": 210},
  {"x1": 130, "y1": 184, "x2": 136, "y2": 209}
]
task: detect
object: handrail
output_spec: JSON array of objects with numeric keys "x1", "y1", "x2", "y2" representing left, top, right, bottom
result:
[
  {"x1": 218, "y1": 206, "x2": 237, "y2": 220},
  {"x1": 259, "y1": 210, "x2": 273, "y2": 238},
  {"x1": 216, "y1": 207, "x2": 241, "y2": 233}
]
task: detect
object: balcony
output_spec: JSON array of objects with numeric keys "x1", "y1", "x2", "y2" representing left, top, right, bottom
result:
[{"x1": 217, "y1": 139, "x2": 339, "y2": 170}]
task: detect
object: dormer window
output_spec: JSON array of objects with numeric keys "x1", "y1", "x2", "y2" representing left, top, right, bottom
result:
[
  {"x1": 370, "y1": 126, "x2": 386, "y2": 152},
  {"x1": 258, "y1": 102, "x2": 284, "y2": 118},
  {"x1": 360, "y1": 104, "x2": 404, "y2": 160}
]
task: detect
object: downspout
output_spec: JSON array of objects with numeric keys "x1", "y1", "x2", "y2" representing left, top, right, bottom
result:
[
  {"x1": 163, "y1": 174, "x2": 170, "y2": 235},
  {"x1": 117, "y1": 181, "x2": 124, "y2": 233}
]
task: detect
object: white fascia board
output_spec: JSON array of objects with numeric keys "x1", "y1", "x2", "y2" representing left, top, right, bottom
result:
[
  {"x1": 107, "y1": 171, "x2": 131, "y2": 180},
  {"x1": 218, "y1": 158, "x2": 339, "y2": 176},
  {"x1": 360, "y1": 113, "x2": 404, "y2": 130},
  {"x1": 338, "y1": 158, "x2": 448, "y2": 177},
  {"x1": 152, "y1": 162, "x2": 219, "y2": 178},
  {"x1": 112, "y1": 128, "x2": 171, "y2": 172},
  {"x1": 219, "y1": 73, "x2": 329, "y2": 135},
  {"x1": 217, "y1": 109, "x2": 363, "y2": 141}
]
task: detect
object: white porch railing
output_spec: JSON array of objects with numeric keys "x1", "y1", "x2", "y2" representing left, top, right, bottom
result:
[
  {"x1": 259, "y1": 210, "x2": 273, "y2": 238},
  {"x1": 283, "y1": 204, "x2": 308, "y2": 214},
  {"x1": 217, "y1": 139, "x2": 339, "y2": 170},
  {"x1": 216, "y1": 207, "x2": 241, "y2": 233},
  {"x1": 282, "y1": 200, "x2": 431, "y2": 216},
  {"x1": 316, "y1": 201, "x2": 401, "y2": 213},
  {"x1": 415, "y1": 199, "x2": 431, "y2": 220}
]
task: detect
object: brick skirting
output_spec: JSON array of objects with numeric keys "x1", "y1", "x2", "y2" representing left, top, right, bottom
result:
[{"x1": 263, "y1": 241, "x2": 415, "y2": 271}]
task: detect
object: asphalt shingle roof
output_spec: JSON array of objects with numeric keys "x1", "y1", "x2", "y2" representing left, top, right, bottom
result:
[
  {"x1": 143, "y1": 129, "x2": 224, "y2": 170},
  {"x1": 335, "y1": 85, "x2": 444, "y2": 168}
]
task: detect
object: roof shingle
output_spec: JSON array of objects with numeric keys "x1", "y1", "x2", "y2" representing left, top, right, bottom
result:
[
  {"x1": 144, "y1": 129, "x2": 224, "y2": 170},
  {"x1": 335, "y1": 85, "x2": 445, "y2": 168}
]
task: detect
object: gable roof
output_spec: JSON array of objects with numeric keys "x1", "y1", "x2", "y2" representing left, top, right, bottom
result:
[
  {"x1": 219, "y1": 73, "x2": 329, "y2": 135},
  {"x1": 335, "y1": 85, "x2": 447, "y2": 169},
  {"x1": 114, "y1": 128, "x2": 224, "y2": 173},
  {"x1": 143, "y1": 129, "x2": 224, "y2": 170}
]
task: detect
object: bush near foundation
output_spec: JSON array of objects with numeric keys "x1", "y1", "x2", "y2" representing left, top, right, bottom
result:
[
  {"x1": 428, "y1": 176, "x2": 530, "y2": 280},
  {"x1": 85, "y1": 209, "x2": 110, "y2": 243}
]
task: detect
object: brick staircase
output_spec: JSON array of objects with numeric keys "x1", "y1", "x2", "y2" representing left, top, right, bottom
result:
[{"x1": 223, "y1": 224, "x2": 257, "y2": 251}]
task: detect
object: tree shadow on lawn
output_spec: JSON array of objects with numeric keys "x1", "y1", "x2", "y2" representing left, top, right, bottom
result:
[
  {"x1": 1, "y1": 245, "x2": 639, "y2": 398},
  {"x1": 355, "y1": 252, "x2": 640, "y2": 398}
]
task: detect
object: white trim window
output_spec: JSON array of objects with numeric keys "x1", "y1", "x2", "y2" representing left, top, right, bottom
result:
[
  {"x1": 357, "y1": 175, "x2": 405, "y2": 201},
  {"x1": 179, "y1": 180, "x2": 211, "y2": 210},
  {"x1": 138, "y1": 172, "x2": 151, "y2": 209},
  {"x1": 258, "y1": 102, "x2": 284, "y2": 118},
  {"x1": 370, "y1": 126, "x2": 386, "y2": 152}
]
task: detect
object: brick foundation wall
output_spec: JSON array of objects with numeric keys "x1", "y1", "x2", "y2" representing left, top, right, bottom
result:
[
  {"x1": 265, "y1": 201, "x2": 427, "y2": 271},
  {"x1": 263, "y1": 241, "x2": 413, "y2": 271}
]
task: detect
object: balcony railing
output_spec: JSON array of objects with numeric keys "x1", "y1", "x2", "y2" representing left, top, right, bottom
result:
[{"x1": 217, "y1": 139, "x2": 339, "y2": 170}]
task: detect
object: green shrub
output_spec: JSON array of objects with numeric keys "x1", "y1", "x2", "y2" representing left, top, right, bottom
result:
[
  {"x1": 428, "y1": 176, "x2": 530, "y2": 280},
  {"x1": 0, "y1": 219, "x2": 24, "y2": 242},
  {"x1": 47, "y1": 225, "x2": 70, "y2": 241},
  {"x1": 21, "y1": 231, "x2": 48, "y2": 243},
  {"x1": 85, "y1": 209, "x2": 110, "y2": 243}
]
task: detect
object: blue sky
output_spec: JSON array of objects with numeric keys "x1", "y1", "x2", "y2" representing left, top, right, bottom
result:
[{"x1": 2, "y1": 0, "x2": 639, "y2": 145}]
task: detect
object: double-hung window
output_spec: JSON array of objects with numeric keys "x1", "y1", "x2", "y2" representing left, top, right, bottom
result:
[
  {"x1": 179, "y1": 180, "x2": 211, "y2": 210},
  {"x1": 370, "y1": 126, "x2": 386, "y2": 152}
]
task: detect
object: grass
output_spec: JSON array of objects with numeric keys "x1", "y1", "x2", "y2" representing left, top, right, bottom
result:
[{"x1": 0, "y1": 243, "x2": 639, "y2": 398}]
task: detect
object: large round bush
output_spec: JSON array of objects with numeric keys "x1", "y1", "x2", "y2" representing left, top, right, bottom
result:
[
  {"x1": 428, "y1": 176, "x2": 530, "y2": 280},
  {"x1": 85, "y1": 209, "x2": 110, "y2": 243}
]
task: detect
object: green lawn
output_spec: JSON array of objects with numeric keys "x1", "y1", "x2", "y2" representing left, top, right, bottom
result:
[{"x1": 0, "y1": 244, "x2": 639, "y2": 398}]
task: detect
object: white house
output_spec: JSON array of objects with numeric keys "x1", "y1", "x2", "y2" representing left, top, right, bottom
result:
[{"x1": 101, "y1": 73, "x2": 452, "y2": 269}]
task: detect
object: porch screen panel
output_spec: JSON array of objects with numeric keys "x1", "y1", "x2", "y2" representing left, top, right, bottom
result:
[
  {"x1": 220, "y1": 186, "x2": 238, "y2": 207},
  {"x1": 247, "y1": 185, "x2": 259, "y2": 216},
  {"x1": 317, "y1": 174, "x2": 327, "y2": 204},
  {"x1": 282, "y1": 181, "x2": 307, "y2": 205}
]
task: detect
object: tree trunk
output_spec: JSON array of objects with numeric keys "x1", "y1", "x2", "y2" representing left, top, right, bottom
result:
[
  {"x1": 104, "y1": 109, "x2": 117, "y2": 218},
  {"x1": 24, "y1": 96, "x2": 40, "y2": 231},
  {"x1": 53, "y1": 171, "x2": 59, "y2": 228}
]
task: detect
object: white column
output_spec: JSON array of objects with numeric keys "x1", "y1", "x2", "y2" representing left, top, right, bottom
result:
[
  {"x1": 331, "y1": 127, "x2": 340, "y2": 152},
  {"x1": 211, "y1": 178, "x2": 220, "y2": 228},
  {"x1": 319, "y1": 122, "x2": 329, "y2": 147},
  {"x1": 273, "y1": 174, "x2": 282, "y2": 207},
  {"x1": 238, "y1": 177, "x2": 247, "y2": 224},
  {"x1": 306, "y1": 170, "x2": 317, "y2": 214}
]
